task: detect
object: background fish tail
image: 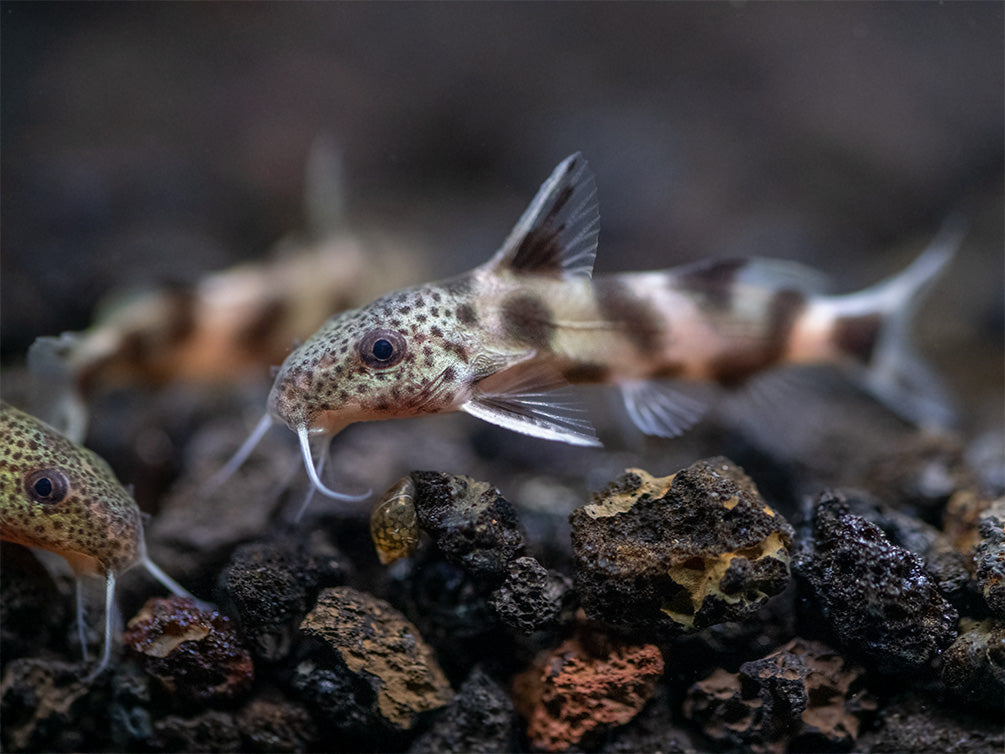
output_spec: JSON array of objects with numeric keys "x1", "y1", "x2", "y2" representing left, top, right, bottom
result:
[{"x1": 833, "y1": 221, "x2": 965, "y2": 429}]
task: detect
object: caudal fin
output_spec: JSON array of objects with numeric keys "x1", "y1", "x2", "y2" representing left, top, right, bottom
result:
[{"x1": 832, "y1": 219, "x2": 965, "y2": 429}]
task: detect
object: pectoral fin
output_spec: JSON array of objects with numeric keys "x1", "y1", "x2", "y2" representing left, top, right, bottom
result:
[{"x1": 461, "y1": 361, "x2": 601, "y2": 447}]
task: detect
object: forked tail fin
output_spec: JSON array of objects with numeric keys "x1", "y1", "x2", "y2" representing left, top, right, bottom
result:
[{"x1": 832, "y1": 219, "x2": 965, "y2": 429}]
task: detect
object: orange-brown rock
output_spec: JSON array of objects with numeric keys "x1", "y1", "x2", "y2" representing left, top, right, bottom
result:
[{"x1": 512, "y1": 633, "x2": 664, "y2": 752}]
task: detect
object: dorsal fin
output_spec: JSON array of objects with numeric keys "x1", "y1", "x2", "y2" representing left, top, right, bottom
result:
[{"x1": 486, "y1": 153, "x2": 600, "y2": 279}]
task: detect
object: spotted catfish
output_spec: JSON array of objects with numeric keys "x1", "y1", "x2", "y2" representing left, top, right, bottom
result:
[
  {"x1": 233, "y1": 153, "x2": 960, "y2": 501},
  {"x1": 0, "y1": 401, "x2": 193, "y2": 677}
]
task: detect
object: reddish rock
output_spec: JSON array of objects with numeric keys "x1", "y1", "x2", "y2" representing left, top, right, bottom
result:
[
  {"x1": 124, "y1": 596, "x2": 254, "y2": 704},
  {"x1": 512, "y1": 633, "x2": 664, "y2": 752}
]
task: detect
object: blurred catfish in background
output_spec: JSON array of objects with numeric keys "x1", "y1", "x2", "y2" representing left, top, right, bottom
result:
[{"x1": 27, "y1": 136, "x2": 429, "y2": 442}]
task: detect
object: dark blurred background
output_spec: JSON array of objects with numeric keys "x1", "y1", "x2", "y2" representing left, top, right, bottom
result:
[{"x1": 2, "y1": 2, "x2": 1002, "y2": 415}]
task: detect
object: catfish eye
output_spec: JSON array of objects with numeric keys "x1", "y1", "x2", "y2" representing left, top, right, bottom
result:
[
  {"x1": 25, "y1": 469, "x2": 69, "y2": 504},
  {"x1": 358, "y1": 328, "x2": 407, "y2": 369}
]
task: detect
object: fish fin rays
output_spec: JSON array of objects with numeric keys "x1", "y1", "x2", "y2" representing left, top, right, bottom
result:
[
  {"x1": 463, "y1": 361, "x2": 601, "y2": 446},
  {"x1": 619, "y1": 380, "x2": 711, "y2": 438},
  {"x1": 486, "y1": 153, "x2": 599, "y2": 280},
  {"x1": 304, "y1": 132, "x2": 346, "y2": 239},
  {"x1": 858, "y1": 349, "x2": 959, "y2": 430},
  {"x1": 837, "y1": 219, "x2": 965, "y2": 429},
  {"x1": 27, "y1": 333, "x2": 89, "y2": 443}
]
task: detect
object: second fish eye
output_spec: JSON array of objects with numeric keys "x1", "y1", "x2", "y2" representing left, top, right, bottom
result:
[
  {"x1": 25, "y1": 468, "x2": 70, "y2": 504},
  {"x1": 359, "y1": 329, "x2": 407, "y2": 369}
]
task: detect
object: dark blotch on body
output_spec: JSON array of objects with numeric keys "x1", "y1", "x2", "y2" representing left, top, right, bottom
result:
[
  {"x1": 832, "y1": 313, "x2": 882, "y2": 364},
  {"x1": 456, "y1": 303, "x2": 478, "y2": 326},
  {"x1": 710, "y1": 288, "x2": 806, "y2": 386},
  {"x1": 595, "y1": 279, "x2": 664, "y2": 353},
  {"x1": 501, "y1": 294, "x2": 555, "y2": 349},
  {"x1": 674, "y1": 258, "x2": 746, "y2": 312}
]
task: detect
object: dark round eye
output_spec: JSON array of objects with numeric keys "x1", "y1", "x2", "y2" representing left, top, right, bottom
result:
[
  {"x1": 358, "y1": 328, "x2": 407, "y2": 369},
  {"x1": 24, "y1": 468, "x2": 69, "y2": 504}
]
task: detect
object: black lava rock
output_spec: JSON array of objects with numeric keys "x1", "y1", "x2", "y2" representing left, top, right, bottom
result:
[
  {"x1": 793, "y1": 491, "x2": 958, "y2": 674},
  {"x1": 489, "y1": 556, "x2": 571, "y2": 634},
  {"x1": 408, "y1": 666, "x2": 517, "y2": 753},
  {"x1": 831, "y1": 491, "x2": 975, "y2": 610},
  {"x1": 939, "y1": 618, "x2": 1005, "y2": 713},
  {"x1": 410, "y1": 471, "x2": 526, "y2": 581},
  {"x1": 0, "y1": 545, "x2": 66, "y2": 666},
  {"x1": 0, "y1": 658, "x2": 99, "y2": 751},
  {"x1": 856, "y1": 691, "x2": 1004, "y2": 753},
  {"x1": 684, "y1": 637, "x2": 876, "y2": 752},
  {"x1": 571, "y1": 458, "x2": 794, "y2": 636},
  {"x1": 386, "y1": 555, "x2": 506, "y2": 680},
  {"x1": 290, "y1": 658, "x2": 377, "y2": 734},
  {"x1": 219, "y1": 531, "x2": 350, "y2": 661},
  {"x1": 235, "y1": 695, "x2": 319, "y2": 752},
  {"x1": 149, "y1": 710, "x2": 243, "y2": 753},
  {"x1": 974, "y1": 499, "x2": 1005, "y2": 616}
]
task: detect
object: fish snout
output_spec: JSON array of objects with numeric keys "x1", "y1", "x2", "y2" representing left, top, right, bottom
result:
[{"x1": 267, "y1": 365, "x2": 315, "y2": 430}]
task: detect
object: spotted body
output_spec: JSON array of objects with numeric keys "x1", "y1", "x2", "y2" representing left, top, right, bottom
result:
[
  {"x1": 1, "y1": 402, "x2": 142, "y2": 577},
  {"x1": 256, "y1": 154, "x2": 959, "y2": 500},
  {"x1": 0, "y1": 401, "x2": 190, "y2": 676}
]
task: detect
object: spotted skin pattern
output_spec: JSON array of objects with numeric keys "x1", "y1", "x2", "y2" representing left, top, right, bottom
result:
[
  {"x1": 1, "y1": 401, "x2": 194, "y2": 677},
  {"x1": 260, "y1": 153, "x2": 958, "y2": 500},
  {"x1": 1, "y1": 401, "x2": 141, "y2": 577}
]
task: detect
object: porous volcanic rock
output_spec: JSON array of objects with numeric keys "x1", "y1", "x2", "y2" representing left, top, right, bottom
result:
[
  {"x1": 220, "y1": 530, "x2": 350, "y2": 660},
  {"x1": 490, "y1": 556, "x2": 571, "y2": 634},
  {"x1": 409, "y1": 665, "x2": 518, "y2": 753},
  {"x1": 974, "y1": 497, "x2": 1005, "y2": 616},
  {"x1": 0, "y1": 658, "x2": 97, "y2": 751},
  {"x1": 571, "y1": 458, "x2": 794, "y2": 636},
  {"x1": 0, "y1": 546, "x2": 66, "y2": 665},
  {"x1": 409, "y1": 471, "x2": 526, "y2": 580},
  {"x1": 601, "y1": 686, "x2": 700, "y2": 753},
  {"x1": 124, "y1": 596, "x2": 254, "y2": 705},
  {"x1": 793, "y1": 491, "x2": 958, "y2": 673},
  {"x1": 683, "y1": 637, "x2": 876, "y2": 753},
  {"x1": 148, "y1": 710, "x2": 243, "y2": 752},
  {"x1": 512, "y1": 632, "x2": 665, "y2": 752},
  {"x1": 939, "y1": 618, "x2": 1005, "y2": 712},
  {"x1": 235, "y1": 695, "x2": 319, "y2": 753},
  {"x1": 831, "y1": 491, "x2": 973, "y2": 607},
  {"x1": 857, "y1": 692, "x2": 1005, "y2": 753},
  {"x1": 297, "y1": 586, "x2": 453, "y2": 732}
]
